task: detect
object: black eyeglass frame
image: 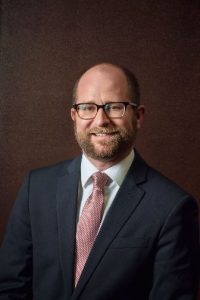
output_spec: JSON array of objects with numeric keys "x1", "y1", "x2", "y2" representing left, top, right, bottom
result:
[{"x1": 72, "y1": 101, "x2": 138, "y2": 120}]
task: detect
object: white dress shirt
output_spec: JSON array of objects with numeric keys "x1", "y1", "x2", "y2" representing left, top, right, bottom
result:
[{"x1": 77, "y1": 150, "x2": 135, "y2": 225}]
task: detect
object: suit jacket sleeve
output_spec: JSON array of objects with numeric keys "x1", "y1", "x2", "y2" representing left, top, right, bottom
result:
[
  {"x1": 0, "y1": 173, "x2": 33, "y2": 299},
  {"x1": 149, "y1": 195, "x2": 199, "y2": 300}
]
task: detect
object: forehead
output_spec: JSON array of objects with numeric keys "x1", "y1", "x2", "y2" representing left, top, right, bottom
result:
[{"x1": 76, "y1": 65, "x2": 130, "y2": 100}]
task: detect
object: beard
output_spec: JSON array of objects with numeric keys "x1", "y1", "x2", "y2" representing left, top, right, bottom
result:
[{"x1": 74, "y1": 124, "x2": 137, "y2": 162}]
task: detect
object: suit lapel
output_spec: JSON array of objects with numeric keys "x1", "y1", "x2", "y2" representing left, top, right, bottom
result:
[
  {"x1": 56, "y1": 157, "x2": 81, "y2": 298},
  {"x1": 71, "y1": 152, "x2": 148, "y2": 299}
]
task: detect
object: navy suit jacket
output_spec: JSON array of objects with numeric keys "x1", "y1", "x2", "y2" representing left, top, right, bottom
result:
[{"x1": 0, "y1": 152, "x2": 199, "y2": 300}]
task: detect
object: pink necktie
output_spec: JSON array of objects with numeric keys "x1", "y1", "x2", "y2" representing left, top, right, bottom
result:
[{"x1": 74, "y1": 171, "x2": 110, "y2": 286}]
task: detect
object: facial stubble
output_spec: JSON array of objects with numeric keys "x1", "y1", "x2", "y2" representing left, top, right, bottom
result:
[{"x1": 73, "y1": 123, "x2": 137, "y2": 162}]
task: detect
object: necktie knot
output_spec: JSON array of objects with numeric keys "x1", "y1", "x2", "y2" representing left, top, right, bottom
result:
[{"x1": 92, "y1": 172, "x2": 110, "y2": 190}]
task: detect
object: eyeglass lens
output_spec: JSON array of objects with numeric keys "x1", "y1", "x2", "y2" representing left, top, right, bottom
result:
[{"x1": 77, "y1": 103, "x2": 125, "y2": 119}]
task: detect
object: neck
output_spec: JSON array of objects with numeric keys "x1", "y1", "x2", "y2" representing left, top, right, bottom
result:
[{"x1": 84, "y1": 149, "x2": 133, "y2": 171}]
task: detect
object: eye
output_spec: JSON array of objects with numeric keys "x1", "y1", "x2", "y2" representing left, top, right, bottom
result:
[
  {"x1": 109, "y1": 103, "x2": 124, "y2": 111},
  {"x1": 78, "y1": 104, "x2": 96, "y2": 111}
]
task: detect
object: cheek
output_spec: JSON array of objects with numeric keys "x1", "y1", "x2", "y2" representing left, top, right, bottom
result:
[
  {"x1": 118, "y1": 118, "x2": 136, "y2": 131},
  {"x1": 118, "y1": 111, "x2": 137, "y2": 130},
  {"x1": 74, "y1": 120, "x2": 91, "y2": 132}
]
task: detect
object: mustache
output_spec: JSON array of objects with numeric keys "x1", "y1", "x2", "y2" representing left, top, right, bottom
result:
[{"x1": 88, "y1": 127, "x2": 119, "y2": 134}]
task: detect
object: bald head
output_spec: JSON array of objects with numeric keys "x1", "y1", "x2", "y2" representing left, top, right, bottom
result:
[{"x1": 73, "y1": 63, "x2": 140, "y2": 105}]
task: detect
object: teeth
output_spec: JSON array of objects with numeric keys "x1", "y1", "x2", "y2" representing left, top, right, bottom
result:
[
  {"x1": 90, "y1": 131, "x2": 118, "y2": 136},
  {"x1": 94, "y1": 132, "x2": 117, "y2": 136}
]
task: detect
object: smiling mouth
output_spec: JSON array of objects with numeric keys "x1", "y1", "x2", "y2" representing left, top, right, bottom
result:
[
  {"x1": 93, "y1": 132, "x2": 117, "y2": 136},
  {"x1": 90, "y1": 132, "x2": 119, "y2": 139}
]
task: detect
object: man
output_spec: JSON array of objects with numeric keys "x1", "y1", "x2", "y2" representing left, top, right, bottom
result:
[{"x1": 0, "y1": 63, "x2": 199, "y2": 299}]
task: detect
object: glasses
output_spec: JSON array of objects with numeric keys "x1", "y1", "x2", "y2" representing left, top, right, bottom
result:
[{"x1": 72, "y1": 101, "x2": 138, "y2": 120}]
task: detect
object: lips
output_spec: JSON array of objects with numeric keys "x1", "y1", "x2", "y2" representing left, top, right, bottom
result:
[{"x1": 95, "y1": 133, "x2": 114, "y2": 136}]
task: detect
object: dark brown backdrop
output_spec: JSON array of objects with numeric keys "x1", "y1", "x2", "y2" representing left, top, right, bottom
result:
[{"x1": 0, "y1": 0, "x2": 200, "y2": 294}]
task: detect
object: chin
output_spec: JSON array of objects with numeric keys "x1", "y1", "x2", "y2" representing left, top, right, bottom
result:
[
  {"x1": 87, "y1": 144, "x2": 129, "y2": 162},
  {"x1": 75, "y1": 130, "x2": 135, "y2": 162}
]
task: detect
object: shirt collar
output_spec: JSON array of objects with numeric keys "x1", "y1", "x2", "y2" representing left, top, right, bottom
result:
[{"x1": 81, "y1": 150, "x2": 135, "y2": 188}]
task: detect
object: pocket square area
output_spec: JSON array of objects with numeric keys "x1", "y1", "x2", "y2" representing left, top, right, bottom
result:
[{"x1": 110, "y1": 237, "x2": 149, "y2": 248}]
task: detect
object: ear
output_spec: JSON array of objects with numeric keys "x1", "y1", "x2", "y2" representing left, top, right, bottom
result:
[
  {"x1": 71, "y1": 108, "x2": 76, "y2": 121},
  {"x1": 135, "y1": 105, "x2": 145, "y2": 129}
]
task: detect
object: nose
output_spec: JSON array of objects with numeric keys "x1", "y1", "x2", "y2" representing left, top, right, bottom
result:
[{"x1": 93, "y1": 107, "x2": 111, "y2": 126}]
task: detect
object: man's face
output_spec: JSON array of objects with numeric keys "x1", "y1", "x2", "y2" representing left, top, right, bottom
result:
[{"x1": 71, "y1": 65, "x2": 144, "y2": 164}]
